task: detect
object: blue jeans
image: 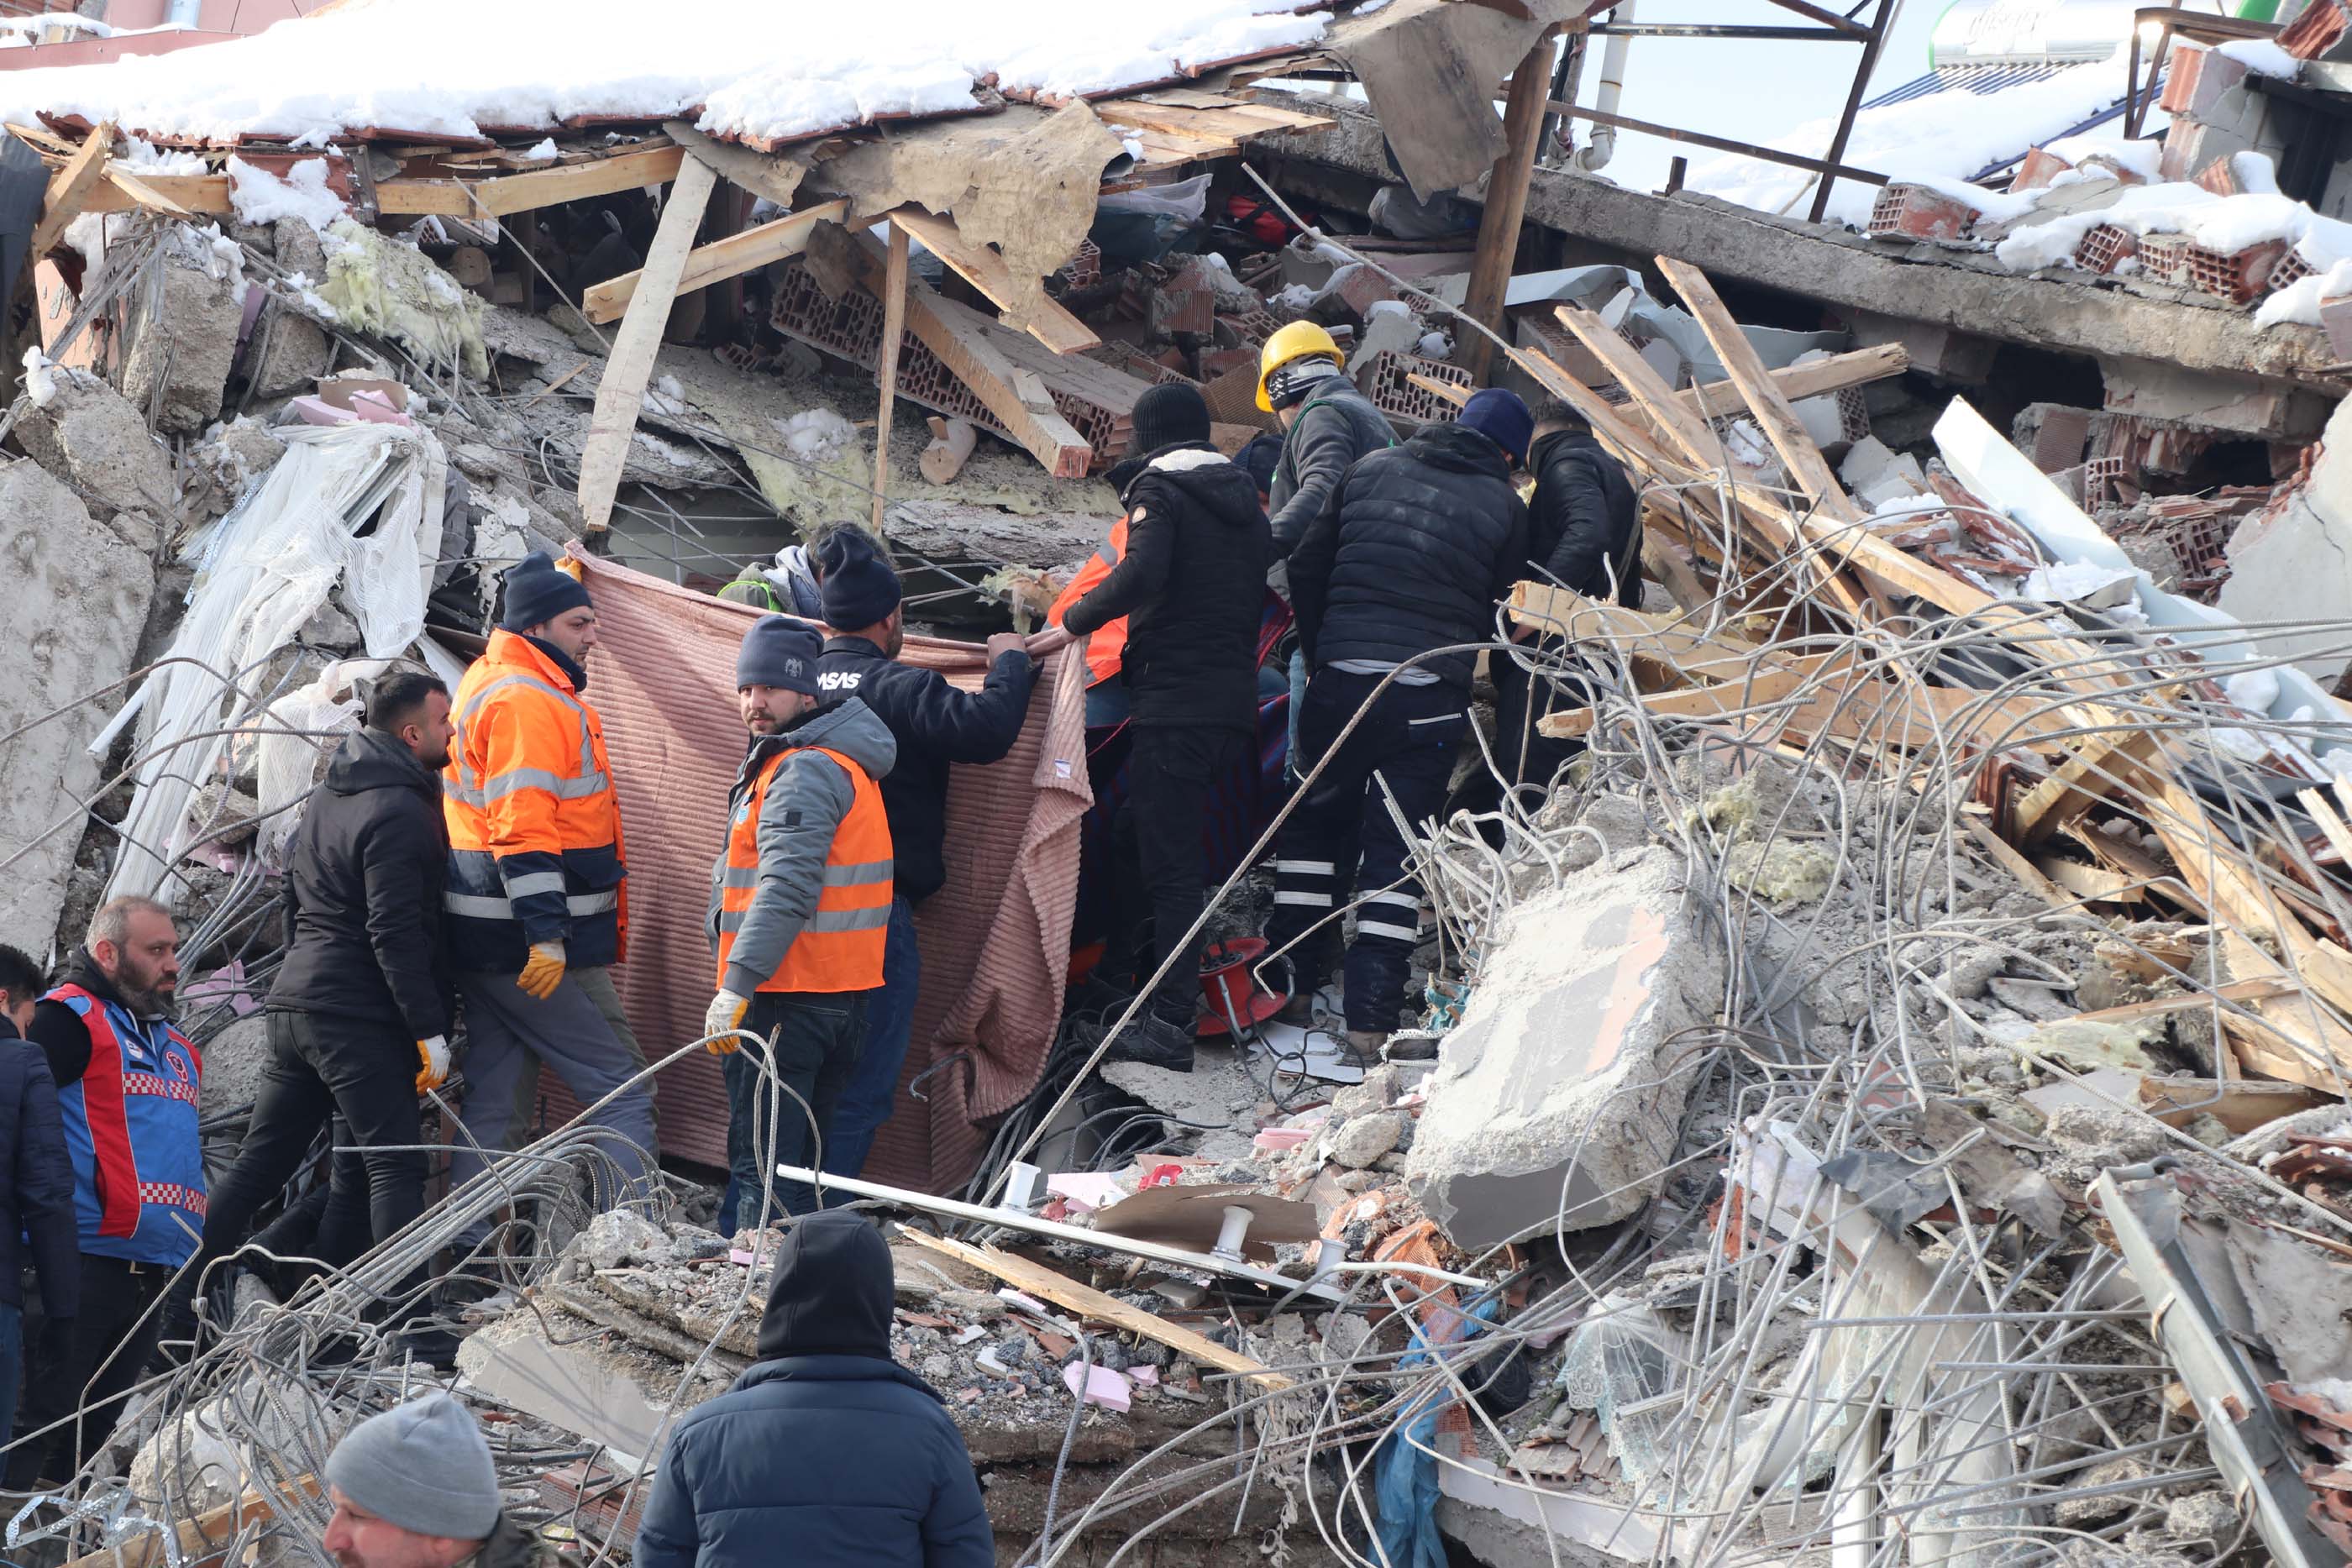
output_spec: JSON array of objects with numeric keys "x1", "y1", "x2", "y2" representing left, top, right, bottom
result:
[
  {"x1": 821, "y1": 894, "x2": 921, "y2": 1186},
  {"x1": 0, "y1": 1300, "x2": 22, "y2": 1455},
  {"x1": 721, "y1": 989, "x2": 869, "y2": 1229}
]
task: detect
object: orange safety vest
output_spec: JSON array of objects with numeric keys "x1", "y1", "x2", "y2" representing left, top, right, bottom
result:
[
  {"x1": 444, "y1": 629, "x2": 628, "y2": 966},
  {"x1": 1048, "y1": 516, "x2": 1128, "y2": 689},
  {"x1": 716, "y1": 744, "x2": 893, "y2": 994}
]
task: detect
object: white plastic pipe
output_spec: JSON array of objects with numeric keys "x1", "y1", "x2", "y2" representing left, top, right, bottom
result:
[{"x1": 1573, "y1": 1, "x2": 1636, "y2": 173}]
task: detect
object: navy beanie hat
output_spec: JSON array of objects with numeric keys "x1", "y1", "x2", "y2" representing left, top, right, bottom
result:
[
  {"x1": 814, "y1": 526, "x2": 903, "y2": 631},
  {"x1": 736, "y1": 616, "x2": 823, "y2": 696},
  {"x1": 1457, "y1": 387, "x2": 1534, "y2": 467},
  {"x1": 499, "y1": 550, "x2": 593, "y2": 632}
]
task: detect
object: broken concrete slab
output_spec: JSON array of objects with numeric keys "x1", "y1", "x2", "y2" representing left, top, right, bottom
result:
[
  {"x1": 15, "y1": 363, "x2": 180, "y2": 531},
  {"x1": 2218, "y1": 392, "x2": 2352, "y2": 679},
  {"x1": 1405, "y1": 847, "x2": 1721, "y2": 1248},
  {"x1": 0, "y1": 459, "x2": 158, "y2": 957},
  {"x1": 119, "y1": 230, "x2": 244, "y2": 436}
]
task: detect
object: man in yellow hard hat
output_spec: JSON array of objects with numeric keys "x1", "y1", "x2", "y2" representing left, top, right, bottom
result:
[{"x1": 1256, "y1": 321, "x2": 1393, "y2": 1025}]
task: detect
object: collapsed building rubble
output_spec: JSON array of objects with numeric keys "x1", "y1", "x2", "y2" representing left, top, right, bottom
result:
[{"x1": 5, "y1": 3, "x2": 2352, "y2": 1567}]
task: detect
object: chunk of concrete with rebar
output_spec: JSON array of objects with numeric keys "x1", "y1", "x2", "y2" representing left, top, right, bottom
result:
[{"x1": 1406, "y1": 848, "x2": 1721, "y2": 1248}]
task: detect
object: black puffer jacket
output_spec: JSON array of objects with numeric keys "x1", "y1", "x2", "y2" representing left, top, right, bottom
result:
[
  {"x1": 0, "y1": 1016, "x2": 76, "y2": 1320},
  {"x1": 1267, "y1": 379, "x2": 1394, "y2": 559},
  {"x1": 634, "y1": 1211, "x2": 991, "y2": 1568},
  {"x1": 1063, "y1": 443, "x2": 1273, "y2": 731},
  {"x1": 816, "y1": 637, "x2": 1036, "y2": 905},
  {"x1": 1290, "y1": 423, "x2": 1529, "y2": 690},
  {"x1": 269, "y1": 728, "x2": 453, "y2": 1041},
  {"x1": 1527, "y1": 426, "x2": 1641, "y2": 606}
]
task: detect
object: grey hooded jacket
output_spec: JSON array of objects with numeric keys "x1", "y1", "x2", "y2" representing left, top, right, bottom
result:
[{"x1": 707, "y1": 698, "x2": 898, "y2": 997}]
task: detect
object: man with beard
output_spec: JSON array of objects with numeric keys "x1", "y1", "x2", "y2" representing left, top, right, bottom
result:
[
  {"x1": 172, "y1": 669, "x2": 459, "y2": 1349},
  {"x1": 705, "y1": 617, "x2": 895, "y2": 1225},
  {"x1": 13, "y1": 896, "x2": 202, "y2": 1487}
]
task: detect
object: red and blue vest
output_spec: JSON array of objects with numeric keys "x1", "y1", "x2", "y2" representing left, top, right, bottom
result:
[{"x1": 47, "y1": 984, "x2": 204, "y2": 1266}]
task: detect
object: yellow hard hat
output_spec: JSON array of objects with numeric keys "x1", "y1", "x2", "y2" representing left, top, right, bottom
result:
[{"x1": 1256, "y1": 321, "x2": 1343, "y2": 413}]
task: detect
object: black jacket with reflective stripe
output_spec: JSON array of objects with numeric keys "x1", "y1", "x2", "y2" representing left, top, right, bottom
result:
[{"x1": 1289, "y1": 423, "x2": 1529, "y2": 690}]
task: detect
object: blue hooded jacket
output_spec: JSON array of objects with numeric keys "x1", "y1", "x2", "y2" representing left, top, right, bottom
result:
[{"x1": 633, "y1": 1211, "x2": 992, "y2": 1568}]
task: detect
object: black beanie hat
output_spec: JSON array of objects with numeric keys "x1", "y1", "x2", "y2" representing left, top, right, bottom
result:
[
  {"x1": 1129, "y1": 380, "x2": 1211, "y2": 457},
  {"x1": 814, "y1": 526, "x2": 903, "y2": 631},
  {"x1": 500, "y1": 550, "x2": 593, "y2": 632}
]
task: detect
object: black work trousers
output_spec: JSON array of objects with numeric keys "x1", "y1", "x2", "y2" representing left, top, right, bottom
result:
[
  {"x1": 723, "y1": 989, "x2": 871, "y2": 1226},
  {"x1": 1446, "y1": 654, "x2": 1588, "y2": 831},
  {"x1": 1265, "y1": 669, "x2": 1467, "y2": 1033},
  {"x1": 185, "y1": 1009, "x2": 425, "y2": 1320},
  {"x1": 8, "y1": 1255, "x2": 168, "y2": 1488},
  {"x1": 1110, "y1": 724, "x2": 1248, "y2": 1025}
]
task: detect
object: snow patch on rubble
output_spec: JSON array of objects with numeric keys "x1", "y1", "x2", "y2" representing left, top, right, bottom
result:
[
  {"x1": 1688, "y1": 50, "x2": 2143, "y2": 228},
  {"x1": 20, "y1": 347, "x2": 58, "y2": 408},
  {"x1": 2043, "y1": 134, "x2": 2160, "y2": 181},
  {"x1": 226, "y1": 156, "x2": 344, "y2": 232},
  {"x1": 2231, "y1": 151, "x2": 2281, "y2": 196},
  {"x1": 121, "y1": 137, "x2": 207, "y2": 176},
  {"x1": 521, "y1": 137, "x2": 558, "y2": 162},
  {"x1": 1880, "y1": 170, "x2": 2040, "y2": 223},
  {"x1": 2218, "y1": 37, "x2": 2300, "y2": 79},
  {"x1": 0, "y1": 0, "x2": 1332, "y2": 148},
  {"x1": 1993, "y1": 182, "x2": 2322, "y2": 273},
  {"x1": 2255, "y1": 258, "x2": 2352, "y2": 328}
]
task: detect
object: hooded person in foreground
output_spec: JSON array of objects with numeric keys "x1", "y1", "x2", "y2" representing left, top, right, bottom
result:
[{"x1": 633, "y1": 1209, "x2": 992, "y2": 1568}]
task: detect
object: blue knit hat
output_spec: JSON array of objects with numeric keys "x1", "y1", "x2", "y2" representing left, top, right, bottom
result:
[
  {"x1": 499, "y1": 550, "x2": 592, "y2": 632},
  {"x1": 1457, "y1": 387, "x2": 1534, "y2": 466},
  {"x1": 814, "y1": 526, "x2": 902, "y2": 631},
  {"x1": 737, "y1": 616, "x2": 822, "y2": 696}
]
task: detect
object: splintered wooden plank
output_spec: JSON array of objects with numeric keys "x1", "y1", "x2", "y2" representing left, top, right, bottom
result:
[
  {"x1": 86, "y1": 171, "x2": 230, "y2": 216},
  {"x1": 581, "y1": 198, "x2": 847, "y2": 324},
  {"x1": 1653, "y1": 255, "x2": 1865, "y2": 524},
  {"x1": 576, "y1": 153, "x2": 718, "y2": 535},
  {"x1": 1553, "y1": 304, "x2": 1725, "y2": 470},
  {"x1": 60, "y1": 1474, "x2": 320, "y2": 1568},
  {"x1": 470, "y1": 143, "x2": 685, "y2": 218},
  {"x1": 872, "y1": 219, "x2": 911, "y2": 533},
  {"x1": 884, "y1": 206, "x2": 1099, "y2": 354},
  {"x1": 897, "y1": 1228, "x2": 1293, "y2": 1391},
  {"x1": 2011, "y1": 729, "x2": 2162, "y2": 846},
  {"x1": 105, "y1": 166, "x2": 199, "y2": 219},
  {"x1": 32, "y1": 123, "x2": 115, "y2": 260}
]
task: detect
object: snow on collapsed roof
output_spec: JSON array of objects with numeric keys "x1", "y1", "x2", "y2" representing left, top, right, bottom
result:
[
  {"x1": 0, "y1": 0, "x2": 1334, "y2": 147},
  {"x1": 1685, "y1": 48, "x2": 2139, "y2": 228}
]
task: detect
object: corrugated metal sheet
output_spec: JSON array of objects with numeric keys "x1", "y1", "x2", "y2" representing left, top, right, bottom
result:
[
  {"x1": 1863, "y1": 61, "x2": 2078, "y2": 110},
  {"x1": 524, "y1": 555, "x2": 1089, "y2": 1193}
]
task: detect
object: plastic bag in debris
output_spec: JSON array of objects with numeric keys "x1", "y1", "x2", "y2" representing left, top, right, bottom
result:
[
  {"x1": 251, "y1": 658, "x2": 387, "y2": 863},
  {"x1": 1375, "y1": 1295, "x2": 1502, "y2": 1568},
  {"x1": 107, "y1": 422, "x2": 449, "y2": 902},
  {"x1": 1553, "y1": 1292, "x2": 1690, "y2": 1495},
  {"x1": 1094, "y1": 173, "x2": 1212, "y2": 265}
]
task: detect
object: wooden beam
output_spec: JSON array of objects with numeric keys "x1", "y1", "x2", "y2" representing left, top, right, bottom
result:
[
  {"x1": 1653, "y1": 255, "x2": 1866, "y2": 526},
  {"x1": 61, "y1": 1474, "x2": 319, "y2": 1568},
  {"x1": 104, "y1": 166, "x2": 197, "y2": 220},
  {"x1": 84, "y1": 171, "x2": 229, "y2": 216},
  {"x1": 883, "y1": 206, "x2": 1099, "y2": 354},
  {"x1": 872, "y1": 220, "x2": 911, "y2": 535},
  {"x1": 1461, "y1": 34, "x2": 1556, "y2": 385},
  {"x1": 813, "y1": 224, "x2": 1093, "y2": 478},
  {"x1": 576, "y1": 153, "x2": 718, "y2": 535},
  {"x1": 1537, "y1": 662, "x2": 1811, "y2": 737},
  {"x1": 371, "y1": 180, "x2": 476, "y2": 217},
  {"x1": 31, "y1": 123, "x2": 114, "y2": 262},
  {"x1": 469, "y1": 143, "x2": 685, "y2": 219},
  {"x1": 581, "y1": 198, "x2": 848, "y2": 324},
  {"x1": 1552, "y1": 304, "x2": 1726, "y2": 470},
  {"x1": 1683, "y1": 341, "x2": 1907, "y2": 421},
  {"x1": 898, "y1": 1229, "x2": 1293, "y2": 1391}
]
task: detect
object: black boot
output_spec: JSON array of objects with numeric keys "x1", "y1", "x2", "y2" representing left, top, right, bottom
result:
[{"x1": 1100, "y1": 1010, "x2": 1196, "y2": 1072}]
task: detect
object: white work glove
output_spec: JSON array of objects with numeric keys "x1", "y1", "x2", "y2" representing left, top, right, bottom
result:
[
  {"x1": 414, "y1": 1035, "x2": 451, "y2": 1093},
  {"x1": 704, "y1": 990, "x2": 750, "y2": 1053}
]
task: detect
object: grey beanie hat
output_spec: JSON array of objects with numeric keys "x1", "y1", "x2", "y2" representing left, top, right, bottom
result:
[{"x1": 325, "y1": 1392, "x2": 501, "y2": 1541}]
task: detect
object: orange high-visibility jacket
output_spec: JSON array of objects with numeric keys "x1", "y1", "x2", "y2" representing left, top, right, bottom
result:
[
  {"x1": 1048, "y1": 516, "x2": 1127, "y2": 689},
  {"x1": 444, "y1": 629, "x2": 628, "y2": 970},
  {"x1": 712, "y1": 732, "x2": 894, "y2": 994}
]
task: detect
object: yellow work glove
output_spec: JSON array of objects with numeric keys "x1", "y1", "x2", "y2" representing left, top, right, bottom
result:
[
  {"x1": 703, "y1": 990, "x2": 749, "y2": 1053},
  {"x1": 414, "y1": 1035, "x2": 450, "y2": 1093},
  {"x1": 516, "y1": 940, "x2": 566, "y2": 1000}
]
